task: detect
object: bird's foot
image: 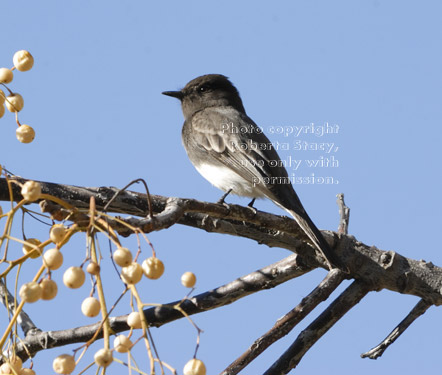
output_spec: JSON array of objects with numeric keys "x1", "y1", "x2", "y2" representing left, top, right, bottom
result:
[
  {"x1": 217, "y1": 189, "x2": 232, "y2": 205},
  {"x1": 247, "y1": 198, "x2": 257, "y2": 214}
]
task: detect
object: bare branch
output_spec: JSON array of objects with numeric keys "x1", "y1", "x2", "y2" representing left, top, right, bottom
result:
[
  {"x1": 0, "y1": 280, "x2": 39, "y2": 337},
  {"x1": 336, "y1": 193, "x2": 350, "y2": 234},
  {"x1": 361, "y1": 299, "x2": 431, "y2": 359},
  {"x1": 264, "y1": 280, "x2": 371, "y2": 374},
  {"x1": 13, "y1": 254, "x2": 312, "y2": 359},
  {"x1": 222, "y1": 269, "x2": 345, "y2": 375},
  {"x1": 3, "y1": 178, "x2": 442, "y2": 305}
]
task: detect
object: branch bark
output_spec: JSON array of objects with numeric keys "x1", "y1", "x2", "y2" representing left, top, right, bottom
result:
[
  {"x1": 222, "y1": 269, "x2": 345, "y2": 375},
  {"x1": 13, "y1": 254, "x2": 311, "y2": 360},
  {"x1": 360, "y1": 299, "x2": 431, "y2": 359},
  {"x1": 1, "y1": 178, "x2": 441, "y2": 305},
  {"x1": 264, "y1": 280, "x2": 371, "y2": 374}
]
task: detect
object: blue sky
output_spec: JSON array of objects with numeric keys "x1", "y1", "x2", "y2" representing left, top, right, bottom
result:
[{"x1": 1, "y1": 1, "x2": 442, "y2": 374}]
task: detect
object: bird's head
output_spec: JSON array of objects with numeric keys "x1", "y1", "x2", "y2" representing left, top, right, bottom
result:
[{"x1": 162, "y1": 74, "x2": 246, "y2": 119}]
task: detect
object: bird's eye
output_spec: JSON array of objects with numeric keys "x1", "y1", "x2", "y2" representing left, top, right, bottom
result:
[{"x1": 199, "y1": 84, "x2": 211, "y2": 92}]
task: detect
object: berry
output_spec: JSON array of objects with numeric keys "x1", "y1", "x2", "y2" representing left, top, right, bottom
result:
[
  {"x1": 13, "y1": 50, "x2": 34, "y2": 72},
  {"x1": 43, "y1": 248, "x2": 63, "y2": 270},
  {"x1": 5, "y1": 93, "x2": 24, "y2": 112},
  {"x1": 53, "y1": 354, "x2": 75, "y2": 374},
  {"x1": 0, "y1": 68, "x2": 13, "y2": 84},
  {"x1": 50, "y1": 224, "x2": 66, "y2": 244},
  {"x1": 16, "y1": 125, "x2": 35, "y2": 143},
  {"x1": 113, "y1": 247, "x2": 133, "y2": 267},
  {"x1": 142, "y1": 257, "x2": 165, "y2": 280},
  {"x1": 121, "y1": 262, "x2": 143, "y2": 285},
  {"x1": 127, "y1": 311, "x2": 142, "y2": 329},
  {"x1": 63, "y1": 267, "x2": 85, "y2": 289},
  {"x1": 94, "y1": 348, "x2": 113, "y2": 368},
  {"x1": 81, "y1": 297, "x2": 100, "y2": 317},
  {"x1": 19, "y1": 282, "x2": 42, "y2": 303},
  {"x1": 41, "y1": 279, "x2": 58, "y2": 300},
  {"x1": 86, "y1": 262, "x2": 100, "y2": 275},
  {"x1": 181, "y1": 271, "x2": 197, "y2": 288},
  {"x1": 113, "y1": 335, "x2": 133, "y2": 353},
  {"x1": 22, "y1": 238, "x2": 42, "y2": 259},
  {"x1": 21, "y1": 181, "x2": 41, "y2": 201},
  {"x1": 183, "y1": 359, "x2": 206, "y2": 375}
]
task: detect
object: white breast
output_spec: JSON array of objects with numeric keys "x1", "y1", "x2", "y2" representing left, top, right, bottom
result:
[{"x1": 194, "y1": 163, "x2": 266, "y2": 198}]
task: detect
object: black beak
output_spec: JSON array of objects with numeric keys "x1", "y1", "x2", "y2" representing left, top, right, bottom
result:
[{"x1": 162, "y1": 90, "x2": 184, "y2": 100}]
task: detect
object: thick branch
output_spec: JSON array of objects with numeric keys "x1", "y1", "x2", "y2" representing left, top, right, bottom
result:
[{"x1": 2, "y1": 178, "x2": 442, "y2": 305}]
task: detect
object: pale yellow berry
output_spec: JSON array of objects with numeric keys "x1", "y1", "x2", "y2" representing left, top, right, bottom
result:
[
  {"x1": 0, "y1": 104, "x2": 4, "y2": 119},
  {"x1": 127, "y1": 311, "x2": 142, "y2": 329},
  {"x1": 13, "y1": 50, "x2": 34, "y2": 72},
  {"x1": 19, "y1": 282, "x2": 42, "y2": 303},
  {"x1": 23, "y1": 238, "x2": 42, "y2": 259},
  {"x1": 183, "y1": 358, "x2": 206, "y2": 375},
  {"x1": 0, "y1": 363, "x2": 11, "y2": 374},
  {"x1": 21, "y1": 180, "x2": 41, "y2": 201},
  {"x1": 53, "y1": 354, "x2": 75, "y2": 374},
  {"x1": 0, "y1": 357, "x2": 22, "y2": 374},
  {"x1": 43, "y1": 248, "x2": 63, "y2": 270},
  {"x1": 19, "y1": 369, "x2": 36, "y2": 375},
  {"x1": 0, "y1": 90, "x2": 4, "y2": 104},
  {"x1": 86, "y1": 262, "x2": 100, "y2": 275},
  {"x1": 41, "y1": 279, "x2": 58, "y2": 300},
  {"x1": 50, "y1": 224, "x2": 66, "y2": 244},
  {"x1": 5, "y1": 93, "x2": 24, "y2": 112},
  {"x1": 81, "y1": 297, "x2": 100, "y2": 317},
  {"x1": 112, "y1": 247, "x2": 132, "y2": 267},
  {"x1": 19, "y1": 368, "x2": 36, "y2": 375},
  {"x1": 16, "y1": 124, "x2": 35, "y2": 144},
  {"x1": 94, "y1": 348, "x2": 113, "y2": 368},
  {"x1": 0, "y1": 68, "x2": 13, "y2": 84},
  {"x1": 113, "y1": 335, "x2": 133, "y2": 353},
  {"x1": 121, "y1": 262, "x2": 142, "y2": 284},
  {"x1": 142, "y1": 257, "x2": 164, "y2": 280},
  {"x1": 63, "y1": 267, "x2": 85, "y2": 289},
  {"x1": 181, "y1": 271, "x2": 197, "y2": 288}
]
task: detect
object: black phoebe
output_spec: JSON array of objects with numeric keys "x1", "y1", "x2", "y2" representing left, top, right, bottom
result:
[{"x1": 163, "y1": 74, "x2": 339, "y2": 270}]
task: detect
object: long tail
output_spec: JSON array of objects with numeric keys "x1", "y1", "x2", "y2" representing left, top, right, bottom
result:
[{"x1": 284, "y1": 207, "x2": 340, "y2": 270}]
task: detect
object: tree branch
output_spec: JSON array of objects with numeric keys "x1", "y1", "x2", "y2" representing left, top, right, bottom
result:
[
  {"x1": 0, "y1": 280, "x2": 39, "y2": 337},
  {"x1": 2, "y1": 178, "x2": 442, "y2": 305},
  {"x1": 222, "y1": 269, "x2": 345, "y2": 375},
  {"x1": 264, "y1": 280, "x2": 371, "y2": 374},
  {"x1": 336, "y1": 193, "x2": 350, "y2": 234},
  {"x1": 12, "y1": 254, "x2": 312, "y2": 360},
  {"x1": 361, "y1": 299, "x2": 431, "y2": 359}
]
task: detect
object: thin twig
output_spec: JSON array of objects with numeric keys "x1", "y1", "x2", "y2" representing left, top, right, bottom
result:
[
  {"x1": 361, "y1": 299, "x2": 431, "y2": 359},
  {"x1": 336, "y1": 193, "x2": 350, "y2": 234},
  {"x1": 102, "y1": 179, "x2": 153, "y2": 219}
]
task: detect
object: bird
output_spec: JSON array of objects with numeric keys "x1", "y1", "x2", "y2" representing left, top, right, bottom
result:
[{"x1": 162, "y1": 74, "x2": 340, "y2": 270}]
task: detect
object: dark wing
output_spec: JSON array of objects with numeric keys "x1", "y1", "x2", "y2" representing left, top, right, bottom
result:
[{"x1": 191, "y1": 107, "x2": 305, "y2": 210}]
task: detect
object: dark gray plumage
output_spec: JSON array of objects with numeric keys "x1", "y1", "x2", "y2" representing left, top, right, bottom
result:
[{"x1": 163, "y1": 74, "x2": 339, "y2": 270}]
